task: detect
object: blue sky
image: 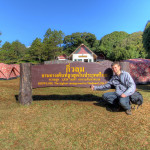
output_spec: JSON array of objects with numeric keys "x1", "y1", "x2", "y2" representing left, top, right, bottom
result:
[{"x1": 0, "y1": 0, "x2": 150, "y2": 47}]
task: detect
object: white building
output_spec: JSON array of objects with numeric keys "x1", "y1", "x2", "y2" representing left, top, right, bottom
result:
[{"x1": 69, "y1": 44, "x2": 97, "y2": 62}]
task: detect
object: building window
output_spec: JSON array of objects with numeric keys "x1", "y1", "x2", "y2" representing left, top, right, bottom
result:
[
  {"x1": 78, "y1": 59, "x2": 82, "y2": 61},
  {"x1": 89, "y1": 59, "x2": 92, "y2": 62}
]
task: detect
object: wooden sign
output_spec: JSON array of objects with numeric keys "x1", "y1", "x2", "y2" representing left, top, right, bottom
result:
[
  {"x1": 31, "y1": 62, "x2": 113, "y2": 88},
  {"x1": 18, "y1": 61, "x2": 130, "y2": 105}
]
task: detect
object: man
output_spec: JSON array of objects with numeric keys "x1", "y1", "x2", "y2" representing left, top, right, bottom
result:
[{"x1": 91, "y1": 61, "x2": 136, "y2": 115}]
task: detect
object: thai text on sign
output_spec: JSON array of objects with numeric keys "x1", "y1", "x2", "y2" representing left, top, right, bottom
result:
[{"x1": 31, "y1": 62, "x2": 113, "y2": 88}]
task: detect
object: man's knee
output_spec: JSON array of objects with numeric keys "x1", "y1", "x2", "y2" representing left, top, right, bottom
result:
[
  {"x1": 102, "y1": 93, "x2": 108, "y2": 100},
  {"x1": 102, "y1": 92, "x2": 117, "y2": 103}
]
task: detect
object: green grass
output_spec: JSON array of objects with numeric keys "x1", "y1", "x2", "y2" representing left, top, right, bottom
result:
[{"x1": 0, "y1": 78, "x2": 150, "y2": 150}]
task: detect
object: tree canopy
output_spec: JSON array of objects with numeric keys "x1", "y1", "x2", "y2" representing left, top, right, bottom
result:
[
  {"x1": 0, "y1": 29, "x2": 65, "y2": 63},
  {"x1": 0, "y1": 24, "x2": 149, "y2": 63},
  {"x1": 143, "y1": 21, "x2": 150, "y2": 57},
  {"x1": 98, "y1": 31, "x2": 147, "y2": 61},
  {"x1": 27, "y1": 38, "x2": 44, "y2": 62},
  {"x1": 120, "y1": 32, "x2": 147, "y2": 59},
  {"x1": 43, "y1": 28, "x2": 64, "y2": 60},
  {"x1": 63, "y1": 32, "x2": 97, "y2": 55},
  {"x1": 99, "y1": 31, "x2": 129, "y2": 60},
  {"x1": 0, "y1": 41, "x2": 26, "y2": 63},
  {"x1": 0, "y1": 32, "x2": 1, "y2": 45}
]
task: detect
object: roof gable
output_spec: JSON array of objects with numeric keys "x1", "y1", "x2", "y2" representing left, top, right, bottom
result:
[
  {"x1": 69, "y1": 44, "x2": 97, "y2": 58},
  {"x1": 74, "y1": 45, "x2": 92, "y2": 54}
]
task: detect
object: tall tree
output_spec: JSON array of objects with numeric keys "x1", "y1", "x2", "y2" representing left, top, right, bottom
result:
[
  {"x1": 2, "y1": 41, "x2": 11, "y2": 51},
  {"x1": 143, "y1": 21, "x2": 150, "y2": 57},
  {"x1": 100, "y1": 31, "x2": 147, "y2": 61},
  {"x1": 121, "y1": 32, "x2": 147, "y2": 59},
  {"x1": 0, "y1": 42, "x2": 11, "y2": 62},
  {"x1": 10, "y1": 40, "x2": 26, "y2": 60},
  {"x1": 99, "y1": 31, "x2": 129, "y2": 60},
  {"x1": 0, "y1": 42, "x2": 12, "y2": 62},
  {"x1": 28, "y1": 38, "x2": 44, "y2": 62},
  {"x1": 0, "y1": 41, "x2": 26, "y2": 63},
  {"x1": 63, "y1": 32, "x2": 97, "y2": 55},
  {"x1": 0, "y1": 32, "x2": 1, "y2": 46},
  {"x1": 43, "y1": 28, "x2": 64, "y2": 60}
]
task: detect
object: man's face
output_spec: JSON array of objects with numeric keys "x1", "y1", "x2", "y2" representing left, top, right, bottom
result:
[{"x1": 112, "y1": 64, "x2": 121, "y2": 75}]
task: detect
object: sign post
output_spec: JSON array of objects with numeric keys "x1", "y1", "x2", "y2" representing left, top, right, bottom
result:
[{"x1": 19, "y1": 63, "x2": 32, "y2": 105}]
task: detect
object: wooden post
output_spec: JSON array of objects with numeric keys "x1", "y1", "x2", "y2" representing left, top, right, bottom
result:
[{"x1": 19, "y1": 63, "x2": 32, "y2": 105}]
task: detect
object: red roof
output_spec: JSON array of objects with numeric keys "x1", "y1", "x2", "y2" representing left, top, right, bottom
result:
[
  {"x1": 69, "y1": 44, "x2": 97, "y2": 59},
  {"x1": 58, "y1": 54, "x2": 67, "y2": 59},
  {"x1": 76, "y1": 46, "x2": 89, "y2": 54}
]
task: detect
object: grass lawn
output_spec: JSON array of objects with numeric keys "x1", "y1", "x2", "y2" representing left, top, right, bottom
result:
[{"x1": 0, "y1": 78, "x2": 150, "y2": 150}]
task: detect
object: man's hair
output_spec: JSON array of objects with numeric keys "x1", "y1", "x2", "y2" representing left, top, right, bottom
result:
[{"x1": 111, "y1": 61, "x2": 121, "y2": 67}]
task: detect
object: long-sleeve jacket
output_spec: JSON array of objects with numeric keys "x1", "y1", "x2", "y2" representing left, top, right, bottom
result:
[{"x1": 94, "y1": 70, "x2": 136, "y2": 97}]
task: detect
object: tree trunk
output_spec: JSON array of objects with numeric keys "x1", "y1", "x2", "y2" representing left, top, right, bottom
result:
[{"x1": 19, "y1": 63, "x2": 32, "y2": 105}]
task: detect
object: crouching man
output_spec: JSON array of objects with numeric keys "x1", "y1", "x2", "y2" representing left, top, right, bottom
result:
[{"x1": 91, "y1": 61, "x2": 136, "y2": 115}]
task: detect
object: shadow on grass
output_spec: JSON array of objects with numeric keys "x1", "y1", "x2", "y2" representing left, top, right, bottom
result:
[
  {"x1": 16, "y1": 94, "x2": 101, "y2": 102},
  {"x1": 33, "y1": 94, "x2": 100, "y2": 101},
  {"x1": 136, "y1": 84, "x2": 150, "y2": 92},
  {"x1": 15, "y1": 94, "x2": 120, "y2": 112}
]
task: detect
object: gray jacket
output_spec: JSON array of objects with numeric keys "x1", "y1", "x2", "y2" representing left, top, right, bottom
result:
[{"x1": 94, "y1": 70, "x2": 136, "y2": 97}]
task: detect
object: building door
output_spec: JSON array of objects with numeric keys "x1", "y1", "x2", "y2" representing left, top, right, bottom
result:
[{"x1": 84, "y1": 59, "x2": 88, "y2": 62}]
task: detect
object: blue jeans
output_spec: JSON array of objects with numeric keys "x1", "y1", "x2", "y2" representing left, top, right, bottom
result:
[{"x1": 102, "y1": 92, "x2": 131, "y2": 110}]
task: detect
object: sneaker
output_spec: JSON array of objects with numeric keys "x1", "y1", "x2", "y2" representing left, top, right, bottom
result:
[
  {"x1": 106, "y1": 106, "x2": 121, "y2": 112},
  {"x1": 125, "y1": 109, "x2": 132, "y2": 115}
]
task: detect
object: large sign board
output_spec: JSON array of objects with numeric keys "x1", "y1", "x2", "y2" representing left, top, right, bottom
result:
[{"x1": 31, "y1": 62, "x2": 113, "y2": 88}]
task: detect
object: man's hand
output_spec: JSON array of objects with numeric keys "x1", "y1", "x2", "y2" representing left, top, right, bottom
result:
[
  {"x1": 121, "y1": 93, "x2": 127, "y2": 98},
  {"x1": 91, "y1": 85, "x2": 94, "y2": 91}
]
